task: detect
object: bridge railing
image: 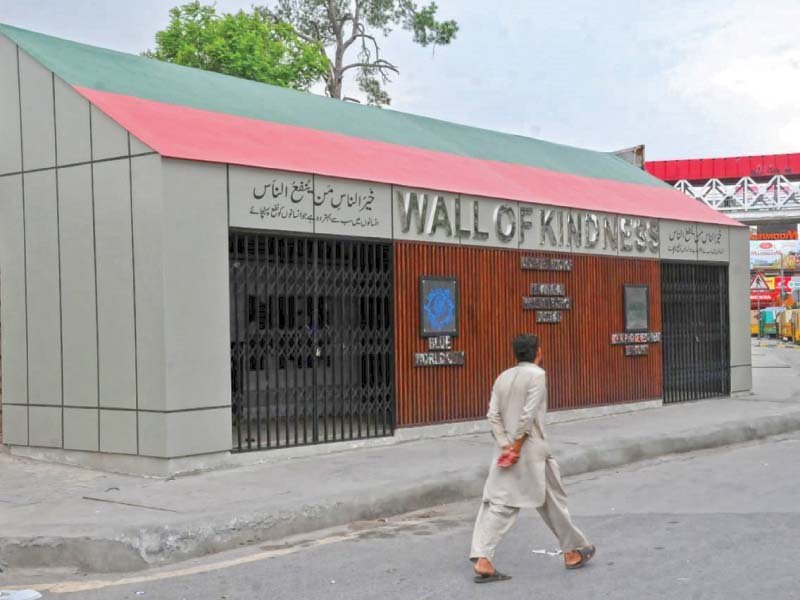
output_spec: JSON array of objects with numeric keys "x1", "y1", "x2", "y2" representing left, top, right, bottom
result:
[{"x1": 674, "y1": 175, "x2": 800, "y2": 213}]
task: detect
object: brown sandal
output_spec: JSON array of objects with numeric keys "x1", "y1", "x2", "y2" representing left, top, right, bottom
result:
[{"x1": 565, "y1": 545, "x2": 596, "y2": 569}]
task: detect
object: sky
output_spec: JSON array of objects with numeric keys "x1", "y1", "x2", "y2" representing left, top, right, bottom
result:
[{"x1": 1, "y1": 0, "x2": 798, "y2": 161}]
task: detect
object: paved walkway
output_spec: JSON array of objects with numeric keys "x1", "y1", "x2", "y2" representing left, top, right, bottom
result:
[{"x1": 1, "y1": 340, "x2": 799, "y2": 573}]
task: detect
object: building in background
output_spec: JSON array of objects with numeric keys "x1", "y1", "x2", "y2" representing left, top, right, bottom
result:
[
  {"x1": 647, "y1": 154, "x2": 800, "y2": 308},
  {"x1": 0, "y1": 24, "x2": 749, "y2": 475}
]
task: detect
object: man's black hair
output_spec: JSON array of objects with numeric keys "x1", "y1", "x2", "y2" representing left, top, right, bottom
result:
[{"x1": 513, "y1": 333, "x2": 539, "y2": 363}]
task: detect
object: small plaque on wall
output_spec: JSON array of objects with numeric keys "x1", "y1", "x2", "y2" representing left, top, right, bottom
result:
[
  {"x1": 427, "y1": 335, "x2": 452, "y2": 350},
  {"x1": 414, "y1": 351, "x2": 466, "y2": 367},
  {"x1": 420, "y1": 277, "x2": 458, "y2": 338},
  {"x1": 624, "y1": 285, "x2": 649, "y2": 332},
  {"x1": 536, "y1": 311, "x2": 562, "y2": 323},
  {"x1": 521, "y1": 257, "x2": 573, "y2": 271},
  {"x1": 523, "y1": 296, "x2": 572, "y2": 310},
  {"x1": 611, "y1": 332, "x2": 662, "y2": 344},
  {"x1": 624, "y1": 344, "x2": 649, "y2": 356},
  {"x1": 530, "y1": 283, "x2": 565, "y2": 296}
]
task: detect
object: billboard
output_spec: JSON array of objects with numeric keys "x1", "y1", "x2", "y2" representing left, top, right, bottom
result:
[{"x1": 750, "y1": 239, "x2": 799, "y2": 270}]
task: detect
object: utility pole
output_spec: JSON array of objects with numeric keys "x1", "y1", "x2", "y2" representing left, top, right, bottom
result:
[{"x1": 780, "y1": 250, "x2": 785, "y2": 304}]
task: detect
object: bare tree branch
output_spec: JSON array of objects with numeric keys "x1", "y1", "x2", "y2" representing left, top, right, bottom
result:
[
  {"x1": 326, "y1": 0, "x2": 343, "y2": 46},
  {"x1": 341, "y1": 60, "x2": 399, "y2": 74},
  {"x1": 358, "y1": 32, "x2": 382, "y2": 57},
  {"x1": 260, "y1": 5, "x2": 317, "y2": 43},
  {"x1": 344, "y1": 1, "x2": 362, "y2": 48}
]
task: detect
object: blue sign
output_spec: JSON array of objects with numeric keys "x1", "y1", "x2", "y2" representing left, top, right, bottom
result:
[{"x1": 420, "y1": 277, "x2": 459, "y2": 337}]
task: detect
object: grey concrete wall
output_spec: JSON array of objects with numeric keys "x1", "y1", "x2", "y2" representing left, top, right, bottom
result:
[
  {"x1": 0, "y1": 35, "x2": 185, "y2": 459},
  {"x1": 0, "y1": 174, "x2": 27, "y2": 444},
  {"x1": 158, "y1": 159, "x2": 232, "y2": 455},
  {"x1": 0, "y1": 41, "x2": 231, "y2": 461},
  {"x1": 131, "y1": 155, "x2": 166, "y2": 414},
  {"x1": 23, "y1": 171, "x2": 61, "y2": 415},
  {"x1": 58, "y1": 164, "x2": 98, "y2": 410},
  {"x1": 0, "y1": 35, "x2": 22, "y2": 176},
  {"x1": 18, "y1": 49, "x2": 55, "y2": 171},
  {"x1": 94, "y1": 159, "x2": 137, "y2": 413},
  {"x1": 55, "y1": 77, "x2": 91, "y2": 167},
  {"x1": 729, "y1": 226, "x2": 752, "y2": 392}
]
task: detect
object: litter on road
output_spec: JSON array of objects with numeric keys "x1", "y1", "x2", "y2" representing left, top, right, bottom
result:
[{"x1": 0, "y1": 591, "x2": 43, "y2": 600}]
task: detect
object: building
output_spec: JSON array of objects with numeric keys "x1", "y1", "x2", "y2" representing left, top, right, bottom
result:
[
  {"x1": 647, "y1": 153, "x2": 800, "y2": 307},
  {"x1": 0, "y1": 24, "x2": 750, "y2": 475}
]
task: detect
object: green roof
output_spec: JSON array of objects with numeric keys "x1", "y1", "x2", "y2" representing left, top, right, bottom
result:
[{"x1": 0, "y1": 23, "x2": 665, "y2": 188}]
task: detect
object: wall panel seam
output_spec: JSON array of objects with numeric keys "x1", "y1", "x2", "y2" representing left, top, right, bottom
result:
[
  {"x1": 0, "y1": 152, "x2": 159, "y2": 179},
  {"x1": 53, "y1": 71, "x2": 65, "y2": 448},
  {"x1": 16, "y1": 44, "x2": 31, "y2": 444},
  {"x1": 88, "y1": 106, "x2": 101, "y2": 451},
  {"x1": 128, "y1": 154, "x2": 140, "y2": 454}
]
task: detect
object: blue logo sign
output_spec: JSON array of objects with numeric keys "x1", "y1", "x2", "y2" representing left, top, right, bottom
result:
[{"x1": 424, "y1": 287, "x2": 456, "y2": 332}]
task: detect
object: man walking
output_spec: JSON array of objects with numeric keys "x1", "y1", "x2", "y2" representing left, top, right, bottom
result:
[{"x1": 470, "y1": 333, "x2": 595, "y2": 583}]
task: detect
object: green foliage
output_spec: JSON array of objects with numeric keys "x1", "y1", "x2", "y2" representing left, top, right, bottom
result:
[
  {"x1": 259, "y1": 1, "x2": 458, "y2": 105},
  {"x1": 356, "y1": 70, "x2": 391, "y2": 106},
  {"x1": 145, "y1": 2, "x2": 329, "y2": 91}
]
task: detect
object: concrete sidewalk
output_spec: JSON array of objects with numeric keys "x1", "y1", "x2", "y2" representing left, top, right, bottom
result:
[{"x1": 1, "y1": 341, "x2": 799, "y2": 573}]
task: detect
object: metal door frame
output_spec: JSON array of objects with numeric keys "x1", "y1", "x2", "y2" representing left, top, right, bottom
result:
[
  {"x1": 229, "y1": 230, "x2": 395, "y2": 451},
  {"x1": 661, "y1": 262, "x2": 730, "y2": 403}
]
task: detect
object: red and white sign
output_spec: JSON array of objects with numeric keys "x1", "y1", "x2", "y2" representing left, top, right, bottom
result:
[
  {"x1": 750, "y1": 272, "x2": 779, "y2": 305},
  {"x1": 770, "y1": 276, "x2": 792, "y2": 293},
  {"x1": 750, "y1": 273, "x2": 770, "y2": 290}
]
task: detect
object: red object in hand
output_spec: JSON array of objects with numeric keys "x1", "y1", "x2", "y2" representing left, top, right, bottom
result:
[{"x1": 497, "y1": 449, "x2": 518, "y2": 468}]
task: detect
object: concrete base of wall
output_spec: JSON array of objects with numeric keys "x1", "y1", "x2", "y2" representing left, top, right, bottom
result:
[
  {"x1": 394, "y1": 398, "x2": 664, "y2": 442},
  {"x1": 5, "y1": 398, "x2": 664, "y2": 476},
  {"x1": 7, "y1": 446, "x2": 233, "y2": 478}
]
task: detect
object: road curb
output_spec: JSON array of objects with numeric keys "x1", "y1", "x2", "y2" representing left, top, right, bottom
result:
[{"x1": 3, "y1": 411, "x2": 800, "y2": 572}]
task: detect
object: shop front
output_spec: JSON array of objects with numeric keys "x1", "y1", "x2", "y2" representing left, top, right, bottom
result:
[{"x1": 0, "y1": 25, "x2": 751, "y2": 474}]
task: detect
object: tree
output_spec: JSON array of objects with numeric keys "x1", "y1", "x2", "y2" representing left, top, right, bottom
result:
[
  {"x1": 257, "y1": 1, "x2": 458, "y2": 105},
  {"x1": 145, "y1": 2, "x2": 329, "y2": 91}
]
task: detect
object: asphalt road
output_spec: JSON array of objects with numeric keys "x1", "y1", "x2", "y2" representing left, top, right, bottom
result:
[{"x1": 7, "y1": 431, "x2": 800, "y2": 600}]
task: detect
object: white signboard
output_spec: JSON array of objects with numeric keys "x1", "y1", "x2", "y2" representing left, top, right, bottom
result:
[
  {"x1": 459, "y1": 195, "x2": 521, "y2": 249},
  {"x1": 565, "y1": 210, "x2": 619, "y2": 257},
  {"x1": 227, "y1": 166, "x2": 734, "y2": 263},
  {"x1": 393, "y1": 187, "x2": 459, "y2": 244},
  {"x1": 697, "y1": 224, "x2": 730, "y2": 262},
  {"x1": 616, "y1": 216, "x2": 660, "y2": 259},
  {"x1": 518, "y1": 204, "x2": 571, "y2": 253},
  {"x1": 313, "y1": 175, "x2": 391, "y2": 238},
  {"x1": 660, "y1": 220, "x2": 699, "y2": 261},
  {"x1": 229, "y1": 166, "x2": 314, "y2": 233}
]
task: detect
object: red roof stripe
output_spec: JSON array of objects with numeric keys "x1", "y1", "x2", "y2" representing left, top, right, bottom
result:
[
  {"x1": 77, "y1": 86, "x2": 739, "y2": 226},
  {"x1": 646, "y1": 153, "x2": 800, "y2": 182}
]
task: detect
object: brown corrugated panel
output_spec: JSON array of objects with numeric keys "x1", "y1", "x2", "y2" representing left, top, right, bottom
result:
[{"x1": 394, "y1": 242, "x2": 663, "y2": 427}]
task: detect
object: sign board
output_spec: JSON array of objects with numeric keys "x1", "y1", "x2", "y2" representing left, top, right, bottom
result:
[
  {"x1": 660, "y1": 221, "x2": 698, "y2": 261},
  {"x1": 766, "y1": 276, "x2": 792, "y2": 293},
  {"x1": 414, "y1": 351, "x2": 465, "y2": 367},
  {"x1": 624, "y1": 285, "x2": 649, "y2": 332},
  {"x1": 611, "y1": 332, "x2": 661, "y2": 344},
  {"x1": 230, "y1": 166, "x2": 314, "y2": 233},
  {"x1": 228, "y1": 165, "x2": 734, "y2": 264},
  {"x1": 750, "y1": 239, "x2": 799, "y2": 270},
  {"x1": 697, "y1": 225, "x2": 730, "y2": 262},
  {"x1": 523, "y1": 296, "x2": 572, "y2": 310},
  {"x1": 750, "y1": 273, "x2": 770, "y2": 290},
  {"x1": 536, "y1": 310, "x2": 562, "y2": 323},
  {"x1": 229, "y1": 167, "x2": 392, "y2": 238},
  {"x1": 419, "y1": 277, "x2": 458, "y2": 338},
  {"x1": 313, "y1": 175, "x2": 392, "y2": 238},
  {"x1": 624, "y1": 344, "x2": 649, "y2": 356}
]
